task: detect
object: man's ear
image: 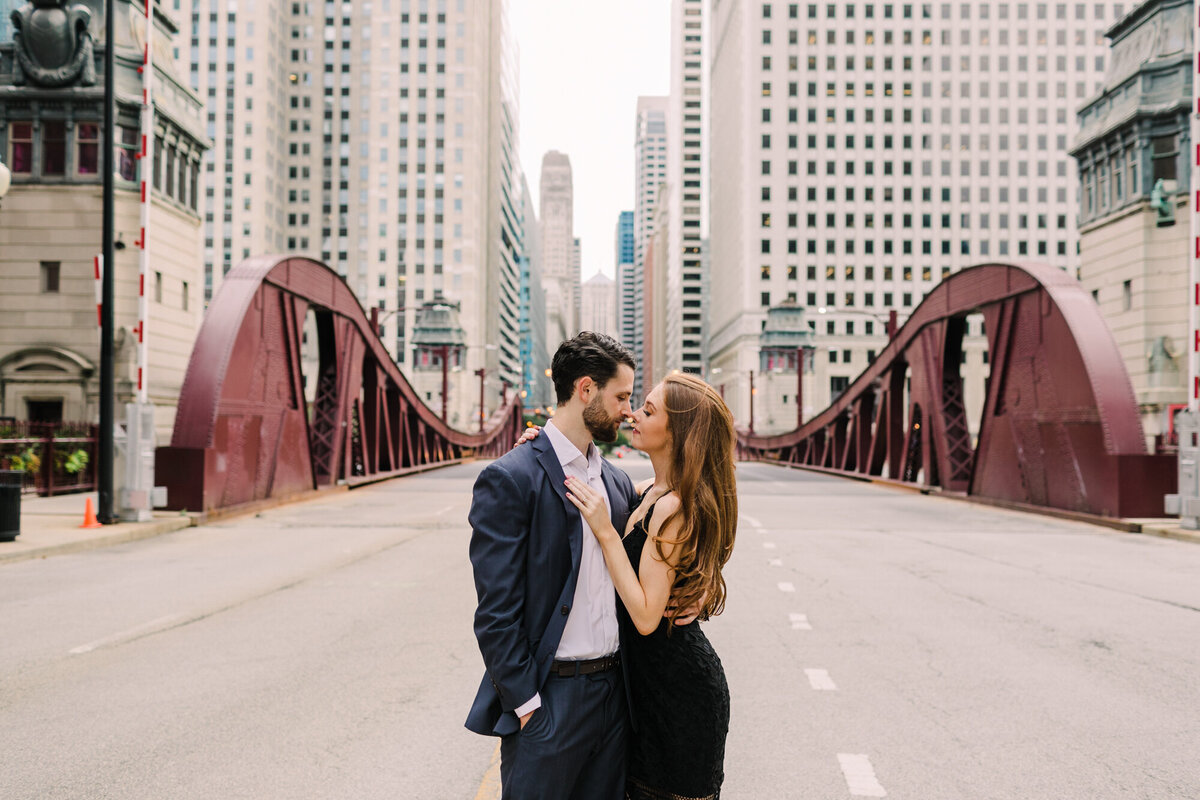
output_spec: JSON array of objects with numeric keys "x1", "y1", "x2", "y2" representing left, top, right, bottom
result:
[{"x1": 574, "y1": 375, "x2": 594, "y2": 402}]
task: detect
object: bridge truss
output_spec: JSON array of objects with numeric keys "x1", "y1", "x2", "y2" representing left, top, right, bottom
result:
[
  {"x1": 157, "y1": 256, "x2": 522, "y2": 513},
  {"x1": 737, "y1": 262, "x2": 1175, "y2": 519}
]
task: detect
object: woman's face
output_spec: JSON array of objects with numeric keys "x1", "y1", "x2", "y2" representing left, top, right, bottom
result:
[{"x1": 629, "y1": 383, "x2": 670, "y2": 454}]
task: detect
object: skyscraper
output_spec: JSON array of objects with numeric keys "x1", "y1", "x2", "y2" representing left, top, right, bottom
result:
[
  {"x1": 634, "y1": 97, "x2": 667, "y2": 393},
  {"x1": 519, "y1": 173, "x2": 552, "y2": 409},
  {"x1": 634, "y1": 97, "x2": 668, "y2": 273},
  {"x1": 667, "y1": 0, "x2": 708, "y2": 375},
  {"x1": 179, "y1": 0, "x2": 289, "y2": 303},
  {"x1": 708, "y1": 0, "x2": 1126, "y2": 428},
  {"x1": 540, "y1": 150, "x2": 575, "y2": 345},
  {"x1": 581, "y1": 273, "x2": 618, "y2": 339},
  {"x1": 614, "y1": 210, "x2": 641, "y2": 396},
  {"x1": 182, "y1": 0, "x2": 523, "y2": 426}
]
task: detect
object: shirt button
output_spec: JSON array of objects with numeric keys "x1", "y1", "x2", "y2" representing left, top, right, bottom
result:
[{"x1": 561, "y1": 604, "x2": 570, "y2": 616}]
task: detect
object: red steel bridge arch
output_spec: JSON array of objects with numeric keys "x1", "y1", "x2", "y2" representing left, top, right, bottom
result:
[
  {"x1": 738, "y1": 262, "x2": 1176, "y2": 519},
  {"x1": 157, "y1": 255, "x2": 522, "y2": 513}
]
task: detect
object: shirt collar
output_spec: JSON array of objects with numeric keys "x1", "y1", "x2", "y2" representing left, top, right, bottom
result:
[{"x1": 544, "y1": 419, "x2": 601, "y2": 473}]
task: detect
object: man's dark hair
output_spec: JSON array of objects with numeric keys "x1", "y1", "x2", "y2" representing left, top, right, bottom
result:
[{"x1": 550, "y1": 332, "x2": 636, "y2": 405}]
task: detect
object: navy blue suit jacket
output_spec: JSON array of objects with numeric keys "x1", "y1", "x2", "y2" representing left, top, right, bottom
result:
[{"x1": 465, "y1": 432, "x2": 637, "y2": 737}]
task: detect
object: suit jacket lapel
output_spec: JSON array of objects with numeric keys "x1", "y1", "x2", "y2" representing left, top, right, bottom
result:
[
  {"x1": 601, "y1": 460, "x2": 631, "y2": 535},
  {"x1": 533, "y1": 434, "x2": 583, "y2": 570}
]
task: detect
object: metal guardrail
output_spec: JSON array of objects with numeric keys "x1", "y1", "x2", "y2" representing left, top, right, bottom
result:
[{"x1": 0, "y1": 421, "x2": 97, "y2": 496}]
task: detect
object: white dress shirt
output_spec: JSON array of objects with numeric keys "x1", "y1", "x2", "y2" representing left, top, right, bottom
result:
[{"x1": 515, "y1": 420, "x2": 619, "y2": 718}]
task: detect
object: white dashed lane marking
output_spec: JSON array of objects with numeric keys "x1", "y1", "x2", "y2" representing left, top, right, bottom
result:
[
  {"x1": 789, "y1": 613, "x2": 811, "y2": 630},
  {"x1": 762, "y1": 541, "x2": 777, "y2": 549},
  {"x1": 739, "y1": 513, "x2": 762, "y2": 529},
  {"x1": 837, "y1": 754, "x2": 887, "y2": 797},
  {"x1": 805, "y1": 669, "x2": 838, "y2": 691},
  {"x1": 769, "y1": 558, "x2": 783, "y2": 567}
]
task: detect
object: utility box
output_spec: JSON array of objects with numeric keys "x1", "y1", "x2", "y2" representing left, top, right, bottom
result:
[
  {"x1": 1165, "y1": 410, "x2": 1200, "y2": 529},
  {"x1": 0, "y1": 469, "x2": 22, "y2": 542},
  {"x1": 120, "y1": 402, "x2": 167, "y2": 522}
]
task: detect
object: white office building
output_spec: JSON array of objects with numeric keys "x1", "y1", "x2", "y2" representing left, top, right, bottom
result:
[
  {"x1": 667, "y1": 0, "x2": 708, "y2": 374},
  {"x1": 181, "y1": 0, "x2": 523, "y2": 427},
  {"x1": 540, "y1": 150, "x2": 576, "y2": 345},
  {"x1": 633, "y1": 96, "x2": 667, "y2": 390},
  {"x1": 709, "y1": 0, "x2": 1128, "y2": 429}
]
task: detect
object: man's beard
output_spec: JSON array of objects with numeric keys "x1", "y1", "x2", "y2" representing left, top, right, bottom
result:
[{"x1": 582, "y1": 393, "x2": 622, "y2": 442}]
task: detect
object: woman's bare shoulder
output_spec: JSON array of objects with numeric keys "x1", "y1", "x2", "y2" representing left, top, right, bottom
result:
[
  {"x1": 647, "y1": 492, "x2": 682, "y2": 535},
  {"x1": 634, "y1": 477, "x2": 655, "y2": 494}
]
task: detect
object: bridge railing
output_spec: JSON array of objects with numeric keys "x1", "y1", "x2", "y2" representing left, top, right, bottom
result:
[
  {"x1": 157, "y1": 255, "x2": 522, "y2": 514},
  {"x1": 737, "y1": 262, "x2": 1175, "y2": 519}
]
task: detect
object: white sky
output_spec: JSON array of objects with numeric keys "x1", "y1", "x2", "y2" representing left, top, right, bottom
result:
[{"x1": 509, "y1": 1, "x2": 670, "y2": 281}]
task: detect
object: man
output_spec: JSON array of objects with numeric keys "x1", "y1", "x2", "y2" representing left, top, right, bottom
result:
[{"x1": 466, "y1": 331, "x2": 638, "y2": 800}]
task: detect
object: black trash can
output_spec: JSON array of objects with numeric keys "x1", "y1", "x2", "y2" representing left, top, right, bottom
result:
[{"x1": 0, "y1": 469, "x2": 22, "y2": 542}]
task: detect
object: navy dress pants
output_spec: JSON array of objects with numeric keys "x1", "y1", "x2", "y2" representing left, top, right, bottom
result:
[{"x1": 499, "y1": 668, "x2": 628, "y2": 800}]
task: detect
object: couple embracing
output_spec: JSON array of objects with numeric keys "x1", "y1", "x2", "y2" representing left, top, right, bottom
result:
[{"x1": 466, "y1": 332, "x2": 738, "y2": 800}]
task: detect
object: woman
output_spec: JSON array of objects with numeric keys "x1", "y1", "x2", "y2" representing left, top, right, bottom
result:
[{"x1": 525, "y1": 373, "x2": 737, "y2": 799}]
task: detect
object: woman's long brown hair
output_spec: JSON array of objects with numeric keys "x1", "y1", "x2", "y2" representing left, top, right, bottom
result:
[{"x1": 651, "y1": 373, "x2": 738, "y2": 627}]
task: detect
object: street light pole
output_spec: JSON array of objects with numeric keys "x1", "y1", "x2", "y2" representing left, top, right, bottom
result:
[
  {"x1": 796, "y1": 348, "x2": 804, "y2": 429},
  {"x1": 98, "y1": 0, "x2": 117, "y2": 523},
  {"x1": 749, "y1": 370, "x2": 755, "y2": 434},
  {"x1": 475, "y1": 368, "x2": 486, "y2": 432},
  {"x1": 438, "y1": 344, "x2": 449, "y2": 423}
]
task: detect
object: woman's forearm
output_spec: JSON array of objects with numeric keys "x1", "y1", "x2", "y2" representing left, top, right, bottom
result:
[{"x1": 594, "y1": 528, "x2": 664, "y2": 635}]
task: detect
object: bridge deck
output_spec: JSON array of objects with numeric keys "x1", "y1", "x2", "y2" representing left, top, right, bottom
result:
[{"x1": 2, "y1": 461, "x2": 1198, "y2": 798}]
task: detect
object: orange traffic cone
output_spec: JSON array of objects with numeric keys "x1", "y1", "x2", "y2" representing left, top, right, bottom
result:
[{"x1": 80, "y1": 497, "x2": 103, "y2": 529}]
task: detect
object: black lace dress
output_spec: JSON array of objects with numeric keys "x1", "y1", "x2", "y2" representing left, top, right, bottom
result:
[{"x1": 620, "y1": 494, "x2": 730, "y2": 800}]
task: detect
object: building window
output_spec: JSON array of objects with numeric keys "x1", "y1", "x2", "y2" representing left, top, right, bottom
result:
[
  {"x1": 77, "y1": 123, "x2": 99, "y2": 174},
  {"x1": 1151, "y1": 135, "x2": 1177, "y2": 183},
  {"x1": 1122, "y1": 280, "x2": 1132, "y2": 312},
  {"x1": 182, "y1": 281, "x2": 189, "y2": 311},
  {"x1": 153, "y1": 136, "x2": 163, "y2": 191},
  {"x1": 9, "y1": 122, "x2": 33, "y2": 173},
  {"x1": 42, "y1": 121, "x2": 66, "y2": 175},
  {"x1": 118, "y1": 126, "x2": 138, "y2": 181},
  {"x1": 155, "y1": 271, "x2": 163, "y2": 303},
  {"x1": 40, "y1": 261, "x2": 60, "y2": 293}
]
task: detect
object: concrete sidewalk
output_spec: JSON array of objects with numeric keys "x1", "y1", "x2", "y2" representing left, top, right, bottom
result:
[{"x1": 1, "y1": 491, "x2": 196, "y2": 566}]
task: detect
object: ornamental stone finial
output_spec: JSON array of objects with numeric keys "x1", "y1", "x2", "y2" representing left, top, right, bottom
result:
[{"x1": 10, "y1": 0, "x2": 97, "y2": 88}]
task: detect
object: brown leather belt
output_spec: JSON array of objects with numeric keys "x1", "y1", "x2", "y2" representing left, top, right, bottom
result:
[{"x1": 549, "y1": 654, "x2": 621, "y2": 677}]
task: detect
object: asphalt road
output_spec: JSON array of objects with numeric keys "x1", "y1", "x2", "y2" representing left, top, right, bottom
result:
[{"x1": 2, "y1": 460, "x2": 1198, "y2": 799}]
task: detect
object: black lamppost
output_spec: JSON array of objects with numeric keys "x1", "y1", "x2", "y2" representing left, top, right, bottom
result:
[
  {"x1": 748, "y1": 370, "x2": 755, "y2": 434},
  {"x1": 98, "y1": 0, "x2": 117, "y2": 523}
]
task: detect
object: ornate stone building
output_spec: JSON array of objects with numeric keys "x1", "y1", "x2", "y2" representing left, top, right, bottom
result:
[
  {"x1": 0, "y1": 0, "x2": 208, "y2": 437},
  {"x1": 1070, "y1": 0, "x2": 1193, "y2": 449}
]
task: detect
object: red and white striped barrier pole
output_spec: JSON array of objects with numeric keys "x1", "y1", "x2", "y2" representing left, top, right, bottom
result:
[
  {"x1": 1191, "y1": 1, "x2": 1200, "y2": 415},
  {"x1": 134, "y1": 0, "x2": 154, "y2": 403},
  {"x1": 93, "y1": 254, "x2": 103, "y2": 328}
]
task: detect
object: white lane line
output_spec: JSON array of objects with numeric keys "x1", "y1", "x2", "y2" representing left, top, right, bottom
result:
[
  {"x1": 777, "y1": 581, "x2": 796, "y2": 593},
  {"x1": 789, "y1": 613, "x2": 811, "y2": 630},
  {"x1": 805, "y1": 668, "x2": 838, "y2": 691},
  {"x1": 430, "y1": 503, "x2": 459, "y2": 518},
  {"x1": 70, "y1": 614, "x2": 184, "y2": 655},
  {"x1": 837, "y1": 754, "x2": 887, "y2": 797},
  {"x1": 769, "y1": 558, "x2": 783, "y2": 567},
  {"x1": 739, "y1": 513, "x2": 763, "y2": 529},
  {"x1": 762, "y1": 541, "x2": 777, "y2": 549}
]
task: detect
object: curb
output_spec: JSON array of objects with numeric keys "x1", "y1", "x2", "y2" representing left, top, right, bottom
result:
[
  {"x1": 0, "y1": 516, "x2": 196, "y2": 566},
  {"x1": 1137, "y1": 524, "x2": 1200, "y2": 546},
  {"x1": 755, "y1": 459, "x2": 1191, "y2": 542}
]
